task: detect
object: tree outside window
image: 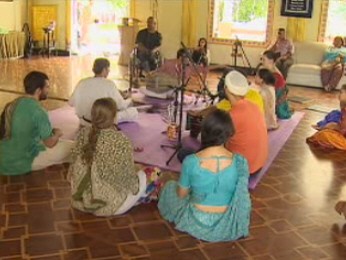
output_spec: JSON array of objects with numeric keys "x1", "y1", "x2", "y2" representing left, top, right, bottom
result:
[
  {"x1": 323, "y1": 0, "x2": 346, "y2": 43},
  {"x1": 209, "y1": 0, "x2": 272, "y2": 45}
]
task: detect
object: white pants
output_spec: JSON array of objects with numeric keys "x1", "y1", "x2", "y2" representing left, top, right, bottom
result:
[
  {"x1": 117, "y1": 107, "x2": 139, "y2": 123},
  {"x1": 79, "y1": 107, "x2": 139, "y2": 126},
  {"x1": 114, "y1": 170, "x2": 147, "y2": 215},
  {"x1": 32, "y1": 140, "x2": 75, "y2": 171}
]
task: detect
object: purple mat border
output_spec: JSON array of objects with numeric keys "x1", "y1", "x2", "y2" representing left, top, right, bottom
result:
[
  {"x1": 248, "y1": 112, "x2": 305, "y2": 189},
  {"x1": 48, "y1": 106, "x2": 304, "y2": 190}
]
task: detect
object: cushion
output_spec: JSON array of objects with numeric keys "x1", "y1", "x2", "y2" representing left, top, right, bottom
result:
[
  {"x1": 139, "y1": 86, "x2": 174, "y2": 99},
  {"x1": 288, "y1": 64, "x2": 321, "y2": 76},
  {"x1": 294, "y1": 42, "x2": 327, "y2": 65}
]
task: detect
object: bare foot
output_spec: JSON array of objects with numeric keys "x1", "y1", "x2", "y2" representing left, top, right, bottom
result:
[
  {"x1": 324, "y1": 85, "x2": 331, "y2": 92},
  {"x1": 335, "y1": 201, "x2": 346, "y2": 218},
  {"x1": 311, "y1": 124, "x2": 321, "y2": 130}
]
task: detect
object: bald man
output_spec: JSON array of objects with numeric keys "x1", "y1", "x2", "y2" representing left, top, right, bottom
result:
[{"x1": 135, "y1": 16, "x2": 162, "y2": 74}]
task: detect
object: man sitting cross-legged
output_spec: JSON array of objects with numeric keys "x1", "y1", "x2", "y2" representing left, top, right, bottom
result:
[
  {"x1": 224, "y1": 71, "x2": 268, "y2": 175},
  {"x1": 0, "y1": 71, "x2": 74, "y2": 176},
  {"x1": 69, "y1": 58, "x2": 138, "y2": 126}
]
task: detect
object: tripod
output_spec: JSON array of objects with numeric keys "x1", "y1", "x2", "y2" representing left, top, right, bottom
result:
[
  {"x1": 160, "y1": 46, "x2": 189, "y2": 166},
  {"x1": 232, "y1": 38, "x2": 252, "y2": 70}
]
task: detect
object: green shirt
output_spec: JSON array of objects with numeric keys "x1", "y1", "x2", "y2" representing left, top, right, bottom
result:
[{"x1": 0, "y1": 98, "x2": 53, "y2": 175}]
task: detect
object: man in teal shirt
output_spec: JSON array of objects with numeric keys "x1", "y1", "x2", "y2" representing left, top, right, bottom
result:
[{"x1": 0, "y1": 71, "x2": 73, "y2": 175}]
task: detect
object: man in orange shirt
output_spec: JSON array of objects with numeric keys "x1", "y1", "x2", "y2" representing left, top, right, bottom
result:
[{"x1": 224, "y1": 71, "x2": 268, "y2": 175}]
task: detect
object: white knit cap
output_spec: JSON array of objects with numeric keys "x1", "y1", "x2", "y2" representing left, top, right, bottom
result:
[{"x1": 224, "y1": 70, "x2": 250, "y2": 96}]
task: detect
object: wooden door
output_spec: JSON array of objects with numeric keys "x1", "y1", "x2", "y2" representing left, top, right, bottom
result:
[{"x1": 32, "y1": 5, "x2": 58, "y2": 43}]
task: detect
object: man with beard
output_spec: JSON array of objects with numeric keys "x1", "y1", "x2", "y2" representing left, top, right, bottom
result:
[{"x1": 0, "y1": 71, "x2": 74, "y2": 175}]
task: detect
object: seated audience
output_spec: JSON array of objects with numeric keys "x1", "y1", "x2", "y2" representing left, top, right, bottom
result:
[
  {"x1": 141, "y1": 49, "x2": 189, "y2": 99},
  {"x1": 254, "y1": 68, "x2": 279, "y2": 130},
  {"x1": 313, "y1": 110, "x2": 342, "y2": 130},
  {"x1": 321, "y1": 36, "x2": 346, "y2": 92},
  {"x1": 262, "y1": 50, "x2": 292, "y2": 119},
  {"x1": 267, "y1": 28, "x2": 294, "y2": 79},
  {"x1": 187, "y1": 70, "x2": 264, "y2": 133},
  {"x1": 69, "y1": 98, "x2": 147, "y2": 216},
  {"x1": 158, "y1": 109, "x2": 251, "y2": 242},
  {"x1": 307, "y1": 84, "x2": 346, "y2": 150},
  {"x1": 135, "y1": 16, "x2": 162, "y2": 75},
  {"x1": 191, "y1": 37, "x2": 210, "y2": 81},
  {"x1": 224, "y1": 71, "x2": 268, "y2": 175},
  {"x1": 69, "y1": 58, "x2": 138, "y2": 125},
  {"x1": 192, "y1": 37, "x2": 210, "y2": 67},
  {"x1": 155, "y1": 48, "x2": 189, "y2": 80},
  {"x1": 0, "y1": 71, "x2": 73, "y2": 175}
]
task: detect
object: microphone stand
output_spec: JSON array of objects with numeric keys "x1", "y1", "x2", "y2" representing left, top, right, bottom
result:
[
  {"x1": 160, "y1": 47, "x2": 188, "y2": 166},
  {"x1": 180, "y1": 42, "x2": 218, "y2": 106}
]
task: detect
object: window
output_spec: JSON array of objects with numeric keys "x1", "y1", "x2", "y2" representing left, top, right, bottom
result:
[
  {"x1": 208, "y1": 0, "x2": 274, "y2": 46},
  {"x1": 319, "y1": 0, "x2": 346, "y2": 43}
]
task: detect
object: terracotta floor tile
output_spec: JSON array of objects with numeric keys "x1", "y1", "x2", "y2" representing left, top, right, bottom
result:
[
  {"x1": 175, "y1": 235, "x2": 200, "y2": 250},
  {"x1": 62, "y1": 249, "x2": 91, "y2": 260},
  {"x1": 55, "y1": 221, "x2": 82, "y2": 233},
  {"x1": 202, "y1": 242, "x2": 247, "y2": 260},
  {"x1": 88, "y1": 240, "x2": 120, "y2": 258},
  {"x1": 108, "y1": 216, "x2": 132, "y2": 228},
  {"x1": 145, "y1": 240, "x2": 178, "y2": 255},
  {"x1": 0, "y1": 239, "x2": 22, "y2": 258},
  {"x1": 5, "y1": 183, "x2": 25, "y2": 193},
  {"x1": 2, "y1": 226, "x2": 26, "y2": 239},
  {"x1": 25, "y1": 234, "x2": 64, "y2": 257},
  {"x1": 25, "y1": 188, "x2": 53, "y2": 203},
  {"x1": 296, "y1": 226, "x2": 340, "y2": 246},
  {"x1": 133, "y1": 222, "x2": 173, "y2": 241},
  {"x1": 320, "y1": 243, "x2": 346, "y2": 260},
  {"x1": 119, "y1": 242, "x2": 150, "y2": 258},
  {"x1": 268, "y1": 220, "x2": 295, "y2": 233},
  {"x1": 128, "y1": 203, "x2": 160, "y2": 223},
  {"x1": 4, "y1": 203, "x2": 27, "y2": 214},
  {"x1": 297, "y1": 246, "x2": 329, "y2": 259},
  {"x1": 1, "y1": 57, "x2": 346, "y2": 259}
]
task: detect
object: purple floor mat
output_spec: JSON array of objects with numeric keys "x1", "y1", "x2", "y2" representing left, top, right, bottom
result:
[{"x1": 49, "y1": 106, "x2": 304, "y2": 189}]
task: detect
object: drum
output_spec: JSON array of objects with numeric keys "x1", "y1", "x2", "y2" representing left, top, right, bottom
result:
[{"x1": 187, "y1": 113, "x2": 203, "y2": 138}]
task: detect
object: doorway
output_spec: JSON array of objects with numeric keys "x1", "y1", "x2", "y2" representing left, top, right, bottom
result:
[{"x1": 71, "y1": 0, "x2": 129, "y2": 55}]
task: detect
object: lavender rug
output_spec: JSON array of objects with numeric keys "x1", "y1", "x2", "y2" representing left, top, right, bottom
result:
[{"x1": 49, "y1": 106, "x2": 304, "y2": 189}]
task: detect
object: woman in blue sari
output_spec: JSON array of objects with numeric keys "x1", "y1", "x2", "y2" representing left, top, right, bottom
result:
[
  {"x1": 158, "y1": 110, "x2": 251, "y2": 242},
  {"x1": 321, "y1": 36, "x2": 346, "y2": 92}
]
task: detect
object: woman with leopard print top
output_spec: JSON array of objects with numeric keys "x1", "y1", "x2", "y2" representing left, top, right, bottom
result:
[{"x1": 68, "y1": 98, "x2": 147, "y2": 216}]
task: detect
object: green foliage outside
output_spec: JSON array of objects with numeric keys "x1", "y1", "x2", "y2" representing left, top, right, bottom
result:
[
  {"x1": 233, "y1": 0, "x2": 268, "y2": 22},
  {"x1": 107, "y1": 0, "x2": 129, "y2": 9}
]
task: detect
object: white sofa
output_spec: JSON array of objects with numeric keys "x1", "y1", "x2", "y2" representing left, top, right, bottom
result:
[{"x1": 286, "y1": 41, "x2": 346, "y2": 90}]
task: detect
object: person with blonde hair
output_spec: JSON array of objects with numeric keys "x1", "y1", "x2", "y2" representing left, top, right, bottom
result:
[{"x1": 68, "y1": 98, "x2": 146, "y2": 216}]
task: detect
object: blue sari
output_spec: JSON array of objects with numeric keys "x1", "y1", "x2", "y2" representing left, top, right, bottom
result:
[{"x1": 158, "y1": 154, "x2": 251, "y2": 242}]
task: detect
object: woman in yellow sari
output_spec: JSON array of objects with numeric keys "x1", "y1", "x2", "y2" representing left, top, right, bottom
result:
[{"x1": 307, "y1": 85, "x2": 346, "y2": 150}]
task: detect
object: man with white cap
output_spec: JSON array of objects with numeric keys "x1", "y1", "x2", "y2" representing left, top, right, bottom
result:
[{"x1": 224, "y1": 70, "x2": 268, "y2": 175}]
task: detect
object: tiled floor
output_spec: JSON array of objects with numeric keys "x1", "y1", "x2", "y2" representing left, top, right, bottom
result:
[{"x1": 1, "y1": 56, "x2": 346, "y2": 259}]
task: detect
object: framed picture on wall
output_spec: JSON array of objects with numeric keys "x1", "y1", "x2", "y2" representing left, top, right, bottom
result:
[{"x1": 281, "y1": 0, "x2": 313, "y2": 18}]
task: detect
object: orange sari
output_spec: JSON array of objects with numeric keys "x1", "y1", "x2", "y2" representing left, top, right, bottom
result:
[{"x1": 307, "y1": 108, "x2": 346, "y2": 150}]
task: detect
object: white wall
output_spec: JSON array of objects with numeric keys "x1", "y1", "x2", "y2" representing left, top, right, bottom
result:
[
  {"x1": 0, "y1": 0, "x2": 26, "y2": 31},
  {"x1": 0, "y1": 0, "x2": 322, "y2": 59},
  {"x1": 197, "y1": 0, "x2": 324, "y2": 66}
]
